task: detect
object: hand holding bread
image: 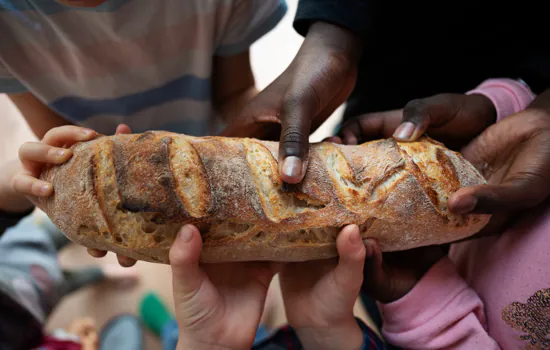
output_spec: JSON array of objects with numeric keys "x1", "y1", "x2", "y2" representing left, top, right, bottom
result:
[{"x1": 34, "y1": 130, "x2": 490, "y2": 263}]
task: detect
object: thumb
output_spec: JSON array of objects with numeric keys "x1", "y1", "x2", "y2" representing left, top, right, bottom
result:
[
  {"x1": 333, "y1": 225, "x2": 366, "y2": 289},
  {"x1": 278, "y1": 95, "x2": 314, "y2": 184},
  {"x1": 169, "y1": 225, "x2": 208, "y2": 301},
  {"x1": 450, "y1": 113, "x2": 550, "y2": 215},
  {"x1": 394, "y1": 94, "x2": 464, "y2": 142},
  {"x1": 449, "y1": 179, "x2": 549, "y2": 215}
]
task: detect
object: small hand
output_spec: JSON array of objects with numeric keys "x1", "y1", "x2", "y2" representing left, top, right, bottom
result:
[
  {"x1": 221, "y1": 22, "x2": 363, "y2": 184},
  {"x1": 279, "y1": 225, "x2": 367, "y2": 350},
  {"x1": 332, "y1": 93, "x2": 496, "y2": 150},
  {"x1": 13, "y1": 125, "x2": 97, "y2": 203},
  {"x1": 170, "y1": 225, "x2": 276, "y2": 350}
]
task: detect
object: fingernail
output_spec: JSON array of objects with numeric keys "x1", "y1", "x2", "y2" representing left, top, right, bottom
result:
[
  {"x1": 81, "y1": 129, "x2": 94, "y2": 137},
  {"x1": 178, "y1": 226, "x2": 193, "y2": 242},
  {"x1": 39, "y1": 184, "x2": 51, "y2": 195},
  {"x1": 50, "y1": 149, "x2": 66, "y2": 158},
  {"x1": 349, "y1": 229, "x2": 361, "y2": 245},
  {"x1": 453, "y1": 195, "x2": 477, "y2": 214},
  {"x1": 393, "y1": 122, "x2": 416, "y2": 141},
  {"x1": 281, "y1": 156, "x2": 302, "y2": 179}
]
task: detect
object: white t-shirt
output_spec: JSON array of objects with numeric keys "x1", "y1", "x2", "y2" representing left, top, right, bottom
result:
[{"x1": 0, "y1": 0, "x2": 287, "y2": 135}]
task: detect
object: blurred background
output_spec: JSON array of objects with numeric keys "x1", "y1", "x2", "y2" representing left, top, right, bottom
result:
[{"x1": 0, "y1": 1, "x2": 356, "y2": 348}]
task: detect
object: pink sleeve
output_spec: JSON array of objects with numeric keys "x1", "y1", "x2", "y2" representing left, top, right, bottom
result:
[
  {"x1": 378, "y1": 257, "x2": 501, "y2": 349},
  {"x1": 466, "y1": 78, "x2": 536, "y2": 122}
]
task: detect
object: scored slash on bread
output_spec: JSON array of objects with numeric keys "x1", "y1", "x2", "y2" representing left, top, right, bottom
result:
[{"x1": 38, "y1": 132, "x2": 490, "y2": 264}]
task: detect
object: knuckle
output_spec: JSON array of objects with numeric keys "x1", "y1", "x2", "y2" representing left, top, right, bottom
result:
[
  {"x1": 403, "y1": 98, "x2": 428, "y2": 119},
  {"x1": 282, "y1": 89, "x2": 317, "y2": 115}
]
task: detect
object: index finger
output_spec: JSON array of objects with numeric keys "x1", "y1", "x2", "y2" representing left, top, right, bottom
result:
[{"x1": 42, "y1": 126, "x2": 96, "y2": 147}]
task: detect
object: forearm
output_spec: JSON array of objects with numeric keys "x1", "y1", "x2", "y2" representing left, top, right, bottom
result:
[
  {"x1": 8, "y1": 92, "x2": 70, "y2": 139},
  {"x1": 212, "y1": 51, "x2": 258, "y2": 125},
  {"x1": 217, "y1": 86, "x2": 259, "y2": 123}
]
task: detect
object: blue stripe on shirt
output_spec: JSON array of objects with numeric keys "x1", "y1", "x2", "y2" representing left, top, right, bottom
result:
[
  {"x1": 0, "y1": 0, "x2": 131, "y2": 13},
  {"x1": 49, "y1": 74, "x2": 211, "y2": 122}
]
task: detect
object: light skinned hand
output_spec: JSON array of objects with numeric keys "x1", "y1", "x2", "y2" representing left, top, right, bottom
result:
[
  {"x1": 13, "y1": 125, "x2": 97, "y2": 202},
  {"x1": 278, "y1": 225, "x2": 367, "y2": 350},
  {"x1": 169, "y1": 224, "x2": 276, "y2": 350}
]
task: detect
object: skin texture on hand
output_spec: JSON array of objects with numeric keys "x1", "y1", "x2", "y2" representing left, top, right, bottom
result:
[
  {"x1": 221, "y1": 21, "x2": 363, "y2": 184},
  {"x1": 333, "y1": 93, "x2": 496, "y2": 151},
  {"x1": 279, "y1": 225, "x2": 366, "y2": 350},
  {"x1": 447, "y1": 101, "x2": 550, "y2": 237},
  {"x1": 12, "y1": 125, "x2": 97, "y2": 206},
  {"x1": 170, "y1": 225, "x2": 276, "y2": 350}
]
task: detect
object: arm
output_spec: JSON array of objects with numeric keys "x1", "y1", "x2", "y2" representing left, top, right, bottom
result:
[
  {"x1": 212, "y1": 51, "x2": 258, "y2": 123},
  {"x1": 7, "y1": 92, "x2": 71, "y2": 139},
  {"x1": 379, "y1": 258, "x2": 501, "y2": 349},
  {"x1": 0, "y1": 160, "x2": 35, "y2": 236}
]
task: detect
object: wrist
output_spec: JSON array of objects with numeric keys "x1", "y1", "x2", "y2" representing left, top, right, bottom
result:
[
  {"x1": 466, "y1": 78, "x2": 536, "y2": 122},
  {"x1": 465, "y1": 93, "x2": 497, "y2": 128},
  {"x1": 296, "y1": 320, "x2": 363, "y2": 350}
]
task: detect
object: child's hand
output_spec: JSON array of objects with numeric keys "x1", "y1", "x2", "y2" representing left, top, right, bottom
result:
[
  {"x1": 329, "y1": 93, "x2": 495, "y2": 150},
  {"x1": 169, "y1": 224, "x2": 276, "y2": 350},
  {"x1": 12, "y1": 125, "x2": 97, "y2": 201},
  {"x1": 278, "y1": 225, "x2": 367, "y2": 350},
  {"x1": 361, "y1": 240, "x2": 444, "y2": 304}
]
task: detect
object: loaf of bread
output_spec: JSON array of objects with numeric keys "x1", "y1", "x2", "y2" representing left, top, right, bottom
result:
[{"x1": 38, "y1": 132, "x2": 490, "y2": 264}]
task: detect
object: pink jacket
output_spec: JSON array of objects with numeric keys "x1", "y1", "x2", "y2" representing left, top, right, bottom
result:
[{"x1": 379, "y1": 79, "x2": 550, "y2": 350}]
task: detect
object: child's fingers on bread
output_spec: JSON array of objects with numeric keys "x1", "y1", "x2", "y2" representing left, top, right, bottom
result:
[
  {"x1": 11, "y1": 173, "x2": 53, "y2": 197},
  {"x1": 87, "y1": 248, "x2": 108, "y2": 258},
  {"x1": 116, "y1": 255, "x2": 137, "y2": 267},
  {"x1": 41, "y1": 125, "x2": 96, "y2": 147},
  {"x1": 19, "y1": 142, "x2": 73, "y2": 165}
]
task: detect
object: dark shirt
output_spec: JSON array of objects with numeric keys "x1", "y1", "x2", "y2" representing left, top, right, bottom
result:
[{"x1": 294, "y1": 0, "x2": 550, "y2": 120}]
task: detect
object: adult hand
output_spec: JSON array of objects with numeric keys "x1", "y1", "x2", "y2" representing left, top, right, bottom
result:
[
  {"x1": 447, "y1": 96, "x2": 550, "y2": 234},
  {"x1": 170, "y1": 225, "x2": 277, "y2": 350},
  {"x1": 278, "y1": 225, "x2": 366, "y2": 350},
  {"x1": 221, "y1": 21, "x2": 363, "y2": 184},
  {"x1": 331, "y1": 93, "x2": 496, "y2": 150}
]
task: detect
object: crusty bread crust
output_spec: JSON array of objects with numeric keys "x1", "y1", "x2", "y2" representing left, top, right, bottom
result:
[{"x1": 38, "y1": 132, "x2": 490, "y2": 264}]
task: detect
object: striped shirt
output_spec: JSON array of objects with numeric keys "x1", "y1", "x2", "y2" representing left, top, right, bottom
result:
[{"x1": 0, "y1": 0, "x2": 287, "y2": 135}]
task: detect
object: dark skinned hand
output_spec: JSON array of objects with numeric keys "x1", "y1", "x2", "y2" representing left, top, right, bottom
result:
[{"x1": 221, "y1": 21, "x2": 363, "y2": 184}]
